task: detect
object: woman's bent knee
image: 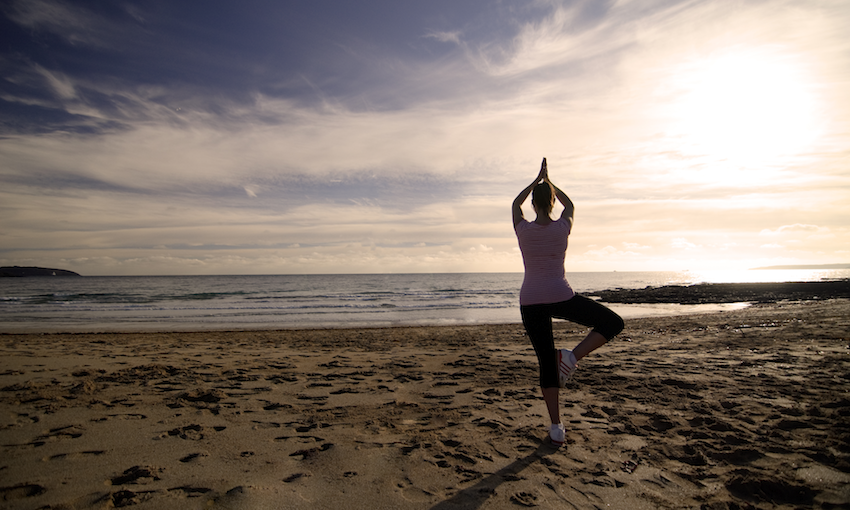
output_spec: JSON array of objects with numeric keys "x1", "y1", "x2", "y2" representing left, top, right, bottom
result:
[
  {"x1": 598, "y1": 312, "x2": 624, "y2": 341},
  {"x1": 611, "y1": 314, "x2": 625, "y2": 338}
]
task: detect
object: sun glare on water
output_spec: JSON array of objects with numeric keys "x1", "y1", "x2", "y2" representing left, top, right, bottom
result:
[{"x1": 667, "y1": 49, "x2": 820, "y2": 172}]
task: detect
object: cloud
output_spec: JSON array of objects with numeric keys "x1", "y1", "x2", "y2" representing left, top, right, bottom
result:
[
  {"x1": 466, "y1": 0, "x2": 618, "y2": 76},
  {"x1": 426, "y1": 30, "x2": 462, "y2": 45},
  {"x1": 4, "y1": 0, "x2": 110, "y2": 47},
  {"x1": 583, "y1": 245, "x2": 641, "y2": 258},
  {"x1": 1, "y1": 0, "x2": 848, "y2": 275},
  {"x1": 33, "y1": 65, "x2": 77, "y2": 100},
  {"x1": 759, "y1": 224, "x2": 823, "y2": 236},
  {"x1": 671, "y1": 238, "x2": 701, "y2": 250}
]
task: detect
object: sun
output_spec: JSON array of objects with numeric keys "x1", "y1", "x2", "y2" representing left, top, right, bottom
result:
[{"x1": 667, "y1": 48, "x2": 819, "y2": 169}]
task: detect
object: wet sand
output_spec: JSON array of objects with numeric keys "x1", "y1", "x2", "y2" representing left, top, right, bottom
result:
[{"x1": 1, "y1": 297, "x2": 849, "y2": 509}]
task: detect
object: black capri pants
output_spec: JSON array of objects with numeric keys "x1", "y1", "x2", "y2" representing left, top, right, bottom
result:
[{"x1": 521, "y1": 294, "x2": 624, "y2": 388}]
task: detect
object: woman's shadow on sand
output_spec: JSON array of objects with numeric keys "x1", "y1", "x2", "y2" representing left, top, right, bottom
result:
[{"x1": 429, "y1": 441, "x2": 559, "y2": 510}]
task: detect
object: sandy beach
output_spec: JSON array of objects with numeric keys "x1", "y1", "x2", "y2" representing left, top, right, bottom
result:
[{"x1": 2, "y1": 298, "x2": 849, "y2": 509}]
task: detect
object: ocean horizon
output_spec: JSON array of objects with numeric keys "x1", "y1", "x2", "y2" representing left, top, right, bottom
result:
[{"x1": 2, "y1": 269, "x2": 848, "y2": 334}]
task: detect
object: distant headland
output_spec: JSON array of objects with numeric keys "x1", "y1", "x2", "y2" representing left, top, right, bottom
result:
[{"x1": 0, "y1": 266, "x2": 82, "y2": 277}]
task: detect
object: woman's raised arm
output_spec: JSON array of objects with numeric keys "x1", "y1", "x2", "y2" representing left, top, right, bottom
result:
[
  {"x1": 512, "y1": 158, "x2": 547, "y2": 227},
  {"x1": 547, "y1": 180, "x2": 574, "y2": 222}
]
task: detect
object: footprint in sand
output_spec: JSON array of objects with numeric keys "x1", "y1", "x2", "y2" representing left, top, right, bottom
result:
[
  {"x1": 288, "y1": 442, "x2": 334, "y2": 460},
  {"x1": 296, "y1": 394, "x2": 329, "y2": 402},
  {"x1": 268, "y1": 373, "x2": 299, "y2": 383},
  {"x1": 394, "y1": 373, "x2": 425, "y2": 383},
  {"x1": 0, "y1": 484, "x2": 47, "y2": 501},
  {"x1": 510, "y1": 491, "x2": 540, "y2": 507},
  {"x1": 91, "y1": 413, "x2": 147, "y2": 423},
  {"x1": 175, "y1": 389, "x2": 227, "y2": 403},
  {"x1": 283, "y1": 472, "x2": 310, "y2": 483},
  {"x1": 168, "y1": 486, "x2": 213, "y2": 497},
  {"x1": 164, "y1": 424, "x2": 226, "y2": 440},
  {"x1": 397, "y1": 477, "x2": 434, "y2": 503},
  {"x1": 110, "y1": 465, "x2": 162, "y2": 485},
  {"x1": 725, "y1": 470, "x2": 817, "y2": 506},
  {"x1": 261, "y1": 401, "x2": 292, "y2": 411},
  {"x1": 179, "y1": 452, "x2": 209, "y2": 463},
  {"x1": 329, "y1": 387, "x2": 360, "y2": 395},
  {"x1": 110, "y1": 489, "x2": 141, "y2": 507},
  {"x1": 32, "y1": 424, "x2": 85, "y2": 445},
  {"x1": 48, "y1": 450, "x2": 105, "y2": 461},
  {"x1": 6, "y1": 413, "x2": 40, "y2": 426},
  {"x1": 307, "y1": 382, "x2": 333, "y2": 388},
  {"x1": 472, "y1": 417, "x2": 506, "y2": 431},
  {"x1": 710, "y1": 448, "x2": 765, "y2": 466},
  {"x1": 423, "y1": 392, "x2": 454, "y2": 404}
]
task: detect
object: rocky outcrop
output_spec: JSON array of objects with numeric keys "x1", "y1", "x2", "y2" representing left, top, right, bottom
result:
[{"x1": 591, "y1": 280, "x2": 850, "y2": 304}]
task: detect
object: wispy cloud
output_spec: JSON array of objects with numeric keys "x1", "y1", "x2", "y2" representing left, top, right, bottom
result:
[{"x1": 5, "y1": 0, "x2": 115, "y2": 47}]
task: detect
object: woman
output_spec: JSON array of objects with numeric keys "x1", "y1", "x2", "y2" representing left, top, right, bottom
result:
[{"x1": 512, "y1": 158, "x2": 624, "y2": 447}]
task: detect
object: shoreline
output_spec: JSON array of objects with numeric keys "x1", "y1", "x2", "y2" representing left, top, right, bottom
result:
[
  {"x1": 0, "y1": 304, "x2": 745, "y2": 338},
  {"x1": 2, "y1": 299, "x2": 849, "y2": 508}
]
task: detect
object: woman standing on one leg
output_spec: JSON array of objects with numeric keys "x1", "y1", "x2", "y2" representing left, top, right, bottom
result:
[{"x1": 512, "y1": 158, "x2": 624, "y2": 447}]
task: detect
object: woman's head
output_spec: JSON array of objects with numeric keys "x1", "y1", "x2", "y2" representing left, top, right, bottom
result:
[{"x1": 532, "y1": 182, "x2": 555, "y2": 215}]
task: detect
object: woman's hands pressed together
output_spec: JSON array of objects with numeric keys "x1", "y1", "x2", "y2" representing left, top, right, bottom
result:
[{"x1": 537, "y1": 157, "x2": 548, "y2": 184}]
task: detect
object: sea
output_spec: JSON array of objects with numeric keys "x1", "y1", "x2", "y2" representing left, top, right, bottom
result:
[{"x1": 1, "y1": 269, "x2": 848, "y2": 334}]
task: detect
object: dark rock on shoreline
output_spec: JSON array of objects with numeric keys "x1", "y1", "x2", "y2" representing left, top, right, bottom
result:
[
  {"x1": 0, "y1": 266, "x2": 82, "y2": 277},
  {"x1": 591, "y1": 280, "x2": 850, "y2": 304}
]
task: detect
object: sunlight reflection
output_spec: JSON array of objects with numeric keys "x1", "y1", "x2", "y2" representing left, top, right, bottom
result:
[{"x1": 681, "y1": 268, "x2": 847, "y2": 284}]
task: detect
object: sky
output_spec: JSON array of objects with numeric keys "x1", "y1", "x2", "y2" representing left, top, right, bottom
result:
[{"x1": 1, "y1": 0, "x2": 848, "y2": 276}]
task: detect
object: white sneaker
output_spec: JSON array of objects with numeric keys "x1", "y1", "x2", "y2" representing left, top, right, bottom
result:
[
  {"x1": 549, "y1": 423, "x2": 565, "y2": 447},
  {"x1": 557, "y1": 349, "x2": 577, "y2": 387}
]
